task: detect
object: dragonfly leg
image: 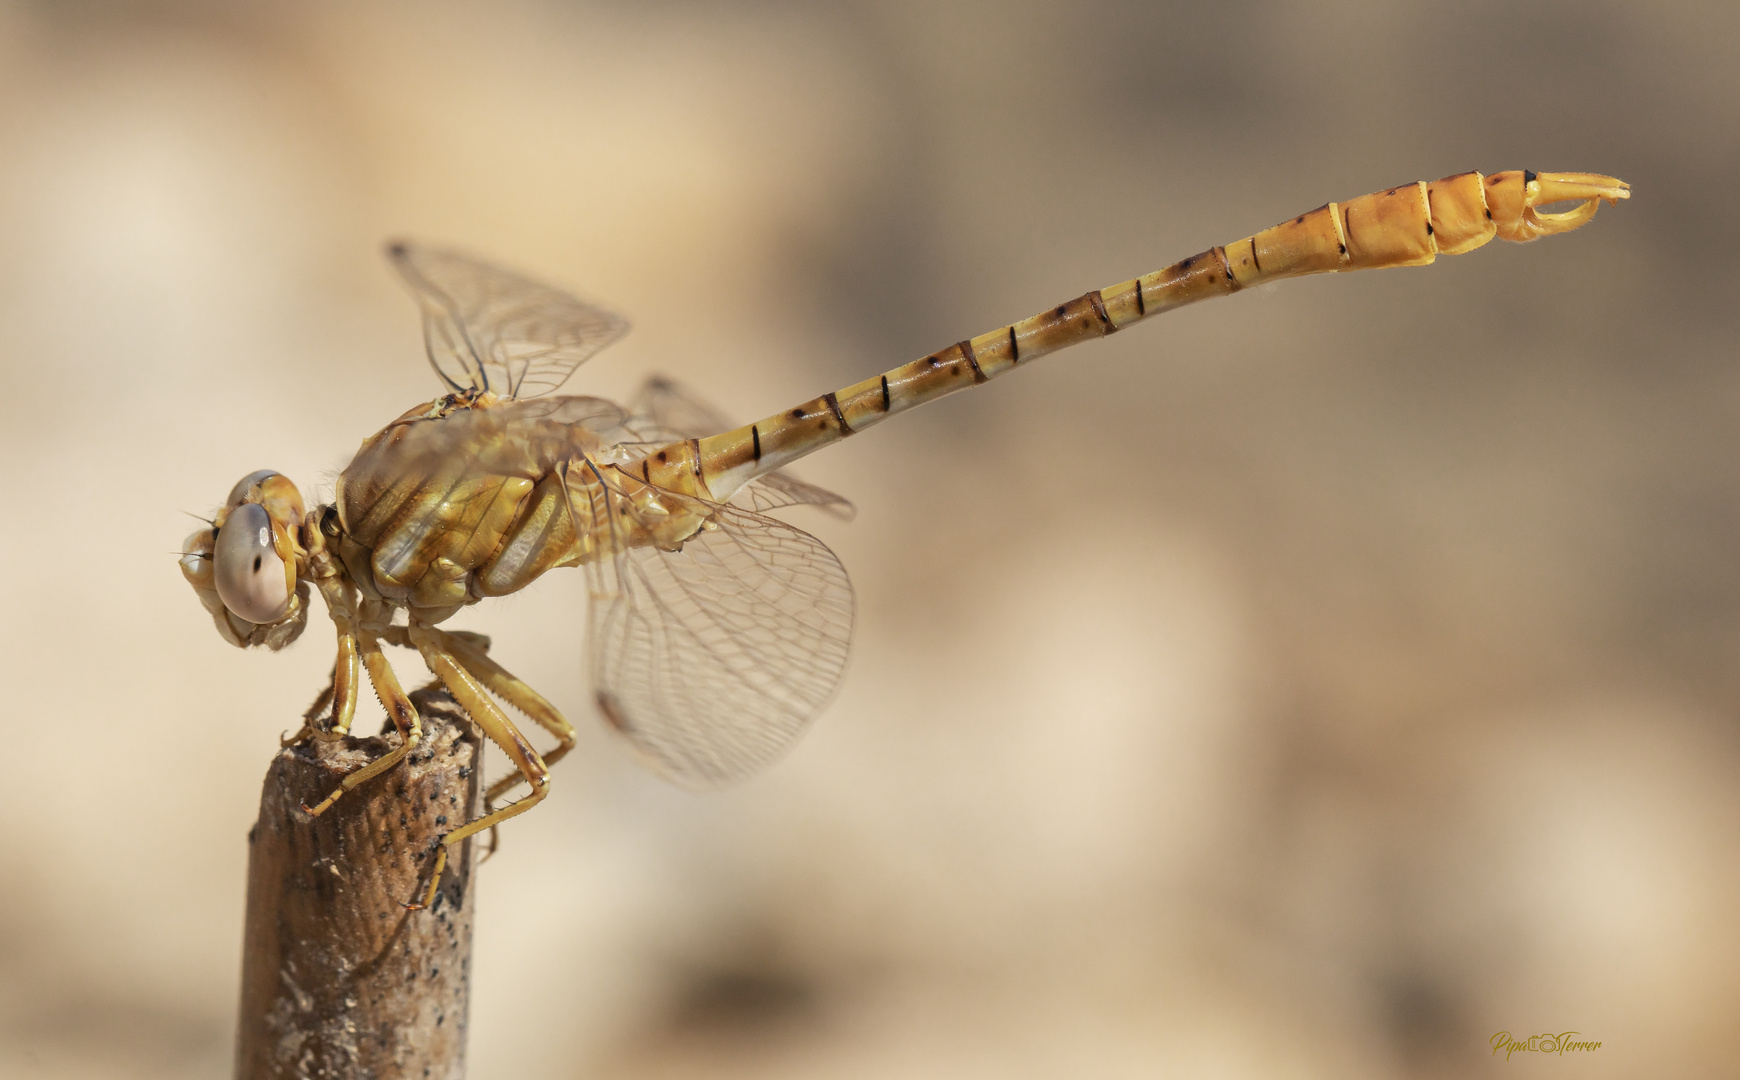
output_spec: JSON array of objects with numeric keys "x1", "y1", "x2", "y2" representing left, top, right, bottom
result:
[
  {"x1": 299, "y1": 559, "x2": 364, "y2": 744},
  {"x1": 430, "y1": 629, "x2": 577, "y2": 802},
  {"x1": 300, "y1": 633, "x2": 422, "y2": 817},
  {"x1": 382, "y1": 624, "x2": 492, "y2": 656},
  {"x1": 441, "y1": 628, "x2": 492, "y2": 655},
  {"x1": 385, "y1": 626, "x2": 575, "y2": 859},
  {"x1": 406, "y1": 624, "x2": 551, "y2": 911},
  {"x1": 445, "y1": 629, "x2": 576, "y2": 861},
  {"x1": 377, "y1": 625, "x2": 546, "y2": 849},
  {"x1": 280, "y1": 666, "x2": 337, "y2": 747}
]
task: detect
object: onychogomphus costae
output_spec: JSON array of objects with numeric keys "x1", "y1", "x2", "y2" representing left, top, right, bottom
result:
[{"x1": 181, "y1": 168, "x2": 1628, "y2": 908}]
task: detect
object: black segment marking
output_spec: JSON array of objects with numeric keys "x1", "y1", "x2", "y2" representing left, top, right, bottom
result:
[
  {"x1": 880, "y1": 374, "x2": 890, "y2": 409},
  {"x1": 824, "y1": 391, "x2": 851, "y2": 432},
  {"x1": 751, "y1": 424, "x2": 762, "y2": 462},
  {"x1": 1181, "y1": 256, "x2": 1193, "y2": 269},
  {"x1": 959, "y1": 340, "x2": 987, "y2": 383},
  {"x1": 1425, "y1": 223, "x2": 1434, "y2": 235},
  {"x1": 687, "y1": 439, "x2": 704, "y2": 483},
  {"x1": 656, "y1": 450, "x2": 667, "y2": 462},
  {"x1": 1008, "y1": 325, "x2": 1020, "y2": 362},
  {"x1": 1212, "y1": 247, "x2": 1235, "y2": 284},
  {"x1": 1134, "y1": 279, "x2": 1146, "y2": 316},
  {"x1": 1087, "y1": 291, "x2": 1114, "y2": 333},
  {"x1": 1523, "y1": 169, "x2": 1537, "y2": 184},
  {"x1": 641, "y1": 459, "x2": 651, "y2": 482},
  {"x1": 1338, "y1": 243, "x2": 1347, "y2": 254},
  {"x1": 1485, "y1": 208, "x2": 1493, "y2": 219},
  {"x1": 253, "y1": 555, "x2": 262, "y2": 572},
  {"x1": 1248, "y1": 238, "x2": 1262, "y2": 272}
]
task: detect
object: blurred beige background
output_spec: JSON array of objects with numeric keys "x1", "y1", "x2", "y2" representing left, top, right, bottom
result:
[{"x1": 1, "y1": 1, "x2": 1736, "y2": 1077}]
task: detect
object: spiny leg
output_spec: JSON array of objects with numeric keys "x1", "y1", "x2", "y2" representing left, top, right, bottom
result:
[
  {"x1": 380, "y1": 623, "x2": 534, "y2": 857},
  {"x1": 407, "y1": 625, "x2": 551, "y2": 911},
  {"x1": 385, "y1": 624, "x2": 573, "y2": 852},
  {"x1": 298, "y1": 555, "x2": 365, "y2": 745},
  {"x1": 440, "y1": 628, "x2": 492, "y2": 655},
  {"x1": 381, "y1": 624, "x2": 491, "y2": 656},
  {"x1": 301, "y1": 632, "x2": 422, "y2": 817},
  {"x1": 429, "y1": 627, "x2": 577, "y2": 860},
  {"x1": 382, "y1": 629, "x2": 528, "y2": 781},
  {"x1": 430, "y1": 630, "x2": 577, "y2": 800},
  {"x1": 281, "y1": 631, "x2": 358, "y2": 747}
]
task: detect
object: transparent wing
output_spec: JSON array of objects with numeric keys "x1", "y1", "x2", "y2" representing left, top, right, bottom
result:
[
  {"x1": 576, "y1": 466, "x2": 854, "y2": 788},
  {"x1": 732, "y1": 471, "x2": 856, "y2": 519},
  {"x1": 628, "y1": 374, "x2": 735, "y2": 439},
  {"x1": 387, "y1": 241, "x2": 630, "y2": 399},
  {"x1": 623, "y1": 374, "x2": 855, "y2": 520}
]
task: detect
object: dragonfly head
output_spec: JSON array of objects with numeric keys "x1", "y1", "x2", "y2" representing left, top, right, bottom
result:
[{"x1": 180, "y1": 470, "x2": 312, "y2": 650}]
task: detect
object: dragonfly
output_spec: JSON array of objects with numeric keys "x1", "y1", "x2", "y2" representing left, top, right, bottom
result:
[{"x1": 180, "y1": 169, "x2": 1628, "y2": 909}]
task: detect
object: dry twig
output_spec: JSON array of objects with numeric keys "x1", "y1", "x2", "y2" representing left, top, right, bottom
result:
[{"x1": 235, "y1": 686, "x2": 480, "y2": 1079}]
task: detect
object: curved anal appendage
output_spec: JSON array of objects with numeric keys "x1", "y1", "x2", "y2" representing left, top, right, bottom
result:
[{"x1": 1484, "y1": 171, "x2": 1631, "y2": 243}]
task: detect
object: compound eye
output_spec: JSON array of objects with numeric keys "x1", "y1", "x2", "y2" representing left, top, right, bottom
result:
[
  {"x1": 226, "y1": 469, "x2": 281, "y2": 508},
  {"x1": 214, "y1": 502, "x2": 290, "y2": 623}
]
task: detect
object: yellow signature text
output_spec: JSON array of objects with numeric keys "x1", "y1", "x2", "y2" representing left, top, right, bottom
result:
[{"x1": 1490, "y1": 1031, "x2": 1602, "y2": 1060}]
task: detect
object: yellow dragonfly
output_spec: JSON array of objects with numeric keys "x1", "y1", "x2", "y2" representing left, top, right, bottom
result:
[{"x1": 181, "y1": 169, "x2": 1628, "y2": 908}]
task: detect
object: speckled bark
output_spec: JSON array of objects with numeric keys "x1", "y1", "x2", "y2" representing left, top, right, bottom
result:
[{"x1": 235, "y1": 686, "x2": 480, "y2": 1080}]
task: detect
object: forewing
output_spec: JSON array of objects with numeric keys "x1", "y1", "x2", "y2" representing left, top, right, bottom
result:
[
  {"x1": 387, "y1": 241, "x2": 629, "y2": 399},
  {"x1": 580, "y1": 481, "x2": 854, "y2": 788}
]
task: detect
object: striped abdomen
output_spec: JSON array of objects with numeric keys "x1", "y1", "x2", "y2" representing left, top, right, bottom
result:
[{"x1": 639, "y1": 170, "x2": 1627, "y2": 503}]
